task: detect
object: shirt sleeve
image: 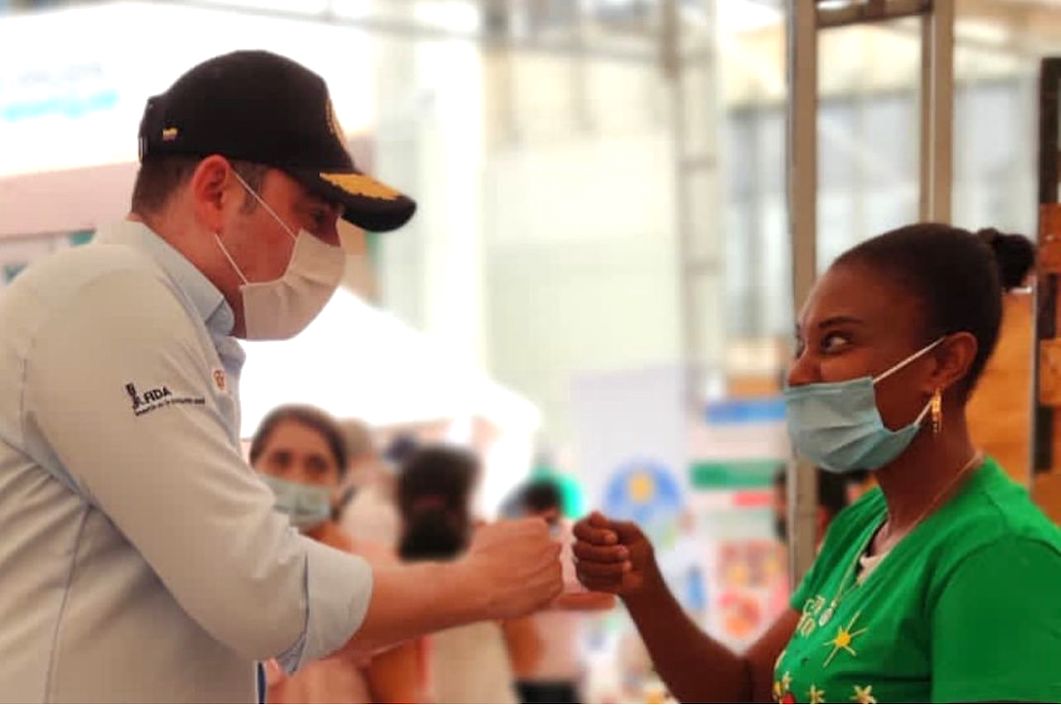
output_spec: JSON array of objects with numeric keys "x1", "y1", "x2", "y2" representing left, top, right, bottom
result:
[
  {"x1": 930, "y1": 536, "x2": 1061, "y2": 703},
  {"x1": 21, "y1": 269, "x2": 372, "y2": 667}
]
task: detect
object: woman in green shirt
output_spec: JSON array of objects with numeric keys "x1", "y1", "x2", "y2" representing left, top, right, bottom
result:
[{"x1": 574, "y1": 223, "x2": 1061, "y2": 703}]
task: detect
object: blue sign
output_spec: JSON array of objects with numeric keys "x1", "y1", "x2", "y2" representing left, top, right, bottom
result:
[
  {"x1": 1, "y1": 64, "x2": 119, "y2": 123},
  {"x1": 602, "y1": 458, "x2": 683, "y2": 527},
  {"x1": 704, "y1": 396, "x2": 786, "y2": 425}
]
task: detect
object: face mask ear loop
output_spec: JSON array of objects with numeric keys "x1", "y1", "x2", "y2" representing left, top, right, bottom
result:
[
  {"x1": 230, "y1": 169, "x2": 298, "y2": 242},
  {"x1": 214, "y1": 234, "x2": 249, "y2": 285},
  {"x1": 873, "y1": 336, "x2": 947, "y2": 385},
  {"x1": 913, "y1": 397, "x2": 934, "y2": 425}
]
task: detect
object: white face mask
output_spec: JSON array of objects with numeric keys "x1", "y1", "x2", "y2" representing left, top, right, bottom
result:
[
  {"x1": 215, "y1": 172, "x2": 345, "y2": 340},
  {"x1": 260, "y1": 474, "x2": 332, "y2": 531}
]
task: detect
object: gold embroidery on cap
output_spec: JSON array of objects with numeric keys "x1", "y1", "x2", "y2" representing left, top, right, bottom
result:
[
  {"x1": 320, "y1": 172, "x2": 401, "y2": 201},
  {"x1": 162, "y1": 127, "x2": 179, "y2": 141}
]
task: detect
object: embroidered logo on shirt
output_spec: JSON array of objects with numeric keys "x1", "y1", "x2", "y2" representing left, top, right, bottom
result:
[
  {"x1": 125, "y1": 382, "x2": 205, "y2": 417},
  {"x1": 212, "y1": 368, "x2": 227, "y2": 393}
]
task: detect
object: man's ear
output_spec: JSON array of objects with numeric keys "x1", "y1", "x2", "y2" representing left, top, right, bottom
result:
[{"x1": 189, "y1": 155, "x2": 236, "y2": 233}]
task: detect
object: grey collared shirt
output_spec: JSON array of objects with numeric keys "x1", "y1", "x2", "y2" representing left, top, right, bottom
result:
[{"x1": 0, "y1": 221, "x2": 372, "y2": 703}]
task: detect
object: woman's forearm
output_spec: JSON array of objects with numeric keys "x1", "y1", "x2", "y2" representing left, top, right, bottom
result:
[{"x1": 624, "y1": 563, "x2": 751, "y2": 703}]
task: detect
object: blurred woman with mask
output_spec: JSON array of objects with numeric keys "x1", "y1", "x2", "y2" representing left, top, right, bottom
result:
[
  {"x1": 251, "y1": 405, "x2": 424, "y2": 703},
  {"x1": 573, "y1": 225, "x2": 1061, "y2": 703},
  {"x1": 398, "y1": 445, "x2": 520, "y2": 704}
]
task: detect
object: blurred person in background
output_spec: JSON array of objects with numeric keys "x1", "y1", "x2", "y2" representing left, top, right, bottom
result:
[
  {"x1": 397, "y1": 445, "x2": 521, "y2": 704},
  {"x1": 771, "y1": 465, "x2": 850, "y2": 547},
  {"x1": 511, "y1": 480, "x2": 615, "y2": 704},
  {"x1": 572, "y1": 225, "x2": 1061, "y2": 703},
  {"x1": 844, "y1": 469, "x2": 875, "y2": 504},
  {"x1": 0, "y1": 50, "x2": 561, "y2": 702},
  {"x1": 338, "y1": 419, "x2": 403, "y2": 550},
  {"x1": 250, "y1": 404, "x2": 423, "y2": 703},
  {"x1": 768, "y1": 466, "x2": 850, "y2": 619}
]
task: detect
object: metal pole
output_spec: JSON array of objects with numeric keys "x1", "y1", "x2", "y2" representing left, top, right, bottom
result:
[
  {"x1": 919, "y1": 0, "x2": 954, "y2": 223},
  {"x1": 786, "y1": 0, "x2": 820, "y2": 586},
  {"x1": 667, "y1": 0, "x2": 722, "y2": 412},
  {"x1": 1033, "y1": 59, "x2": 1061, "y2": 478},
  {"x1": 662, "y1": 0, "x2": 697, "y2": 414}
]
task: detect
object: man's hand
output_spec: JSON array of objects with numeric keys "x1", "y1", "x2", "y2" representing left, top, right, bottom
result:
[
  {"x1": 342, "y1": 518, "x2": 562, "y2": 657},
  {"x1": 463, "y1": 518, "x2": 563, "y2": 620},
  {"x1": 572, "y1": 511, "x2": 656, "y2": 598},
  {"x1": 550, "y1": 590, "x2": 617, "y2": 611}
]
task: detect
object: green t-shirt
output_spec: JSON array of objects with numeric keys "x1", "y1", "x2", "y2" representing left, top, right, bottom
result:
[{"x1": 773, "y1": 458, "x2": 1061, "y2": 704}]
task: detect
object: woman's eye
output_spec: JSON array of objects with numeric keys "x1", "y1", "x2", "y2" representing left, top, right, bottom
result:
[
  {"x1": 268, "y1": 451, "x2": 292, "y2": 470},
  {"x1": 821, "y1": 332, "x2": 850, "y2": 353},
  {"x1": 306, "y1": 457, "x2": 330, "y2": 476}
]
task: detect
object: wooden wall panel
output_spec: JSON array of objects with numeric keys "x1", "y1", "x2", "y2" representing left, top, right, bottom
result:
[{"x1": 967, "y1": 292, "x2": 1033, "y2": 485}]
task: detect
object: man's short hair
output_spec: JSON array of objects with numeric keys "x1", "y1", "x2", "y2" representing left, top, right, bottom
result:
[
  {"x1": 397, "y1": 445, "x2": 479, "y2": 518},
  {"x1": 520, "y1": 479, "x2": 562, "y2": 514},
  {"x1": 129, "y1": 155, "x2": 268, "y2": 217}
]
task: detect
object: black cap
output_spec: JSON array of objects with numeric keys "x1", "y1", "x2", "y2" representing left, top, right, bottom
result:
[{"x1": 138, "y1": 50, "x2": 415, "y2": 232}]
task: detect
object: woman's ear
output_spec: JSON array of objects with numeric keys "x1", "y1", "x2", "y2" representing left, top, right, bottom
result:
[{"x1": 926, "y1": 332, "x2": 978, "y2": 394}]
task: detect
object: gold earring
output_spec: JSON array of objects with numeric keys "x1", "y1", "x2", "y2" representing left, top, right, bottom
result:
[{"x1": 931, "y1": 389, "x2": 943, "y2": 436}]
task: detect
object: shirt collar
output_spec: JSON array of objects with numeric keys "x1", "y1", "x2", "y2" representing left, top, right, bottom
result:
[{"x1": 93, "y1": 220, "x2": 235, "y2": 338}]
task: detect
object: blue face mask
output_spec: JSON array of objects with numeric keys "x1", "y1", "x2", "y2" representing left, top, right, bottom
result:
[
  {"x1": 261, "y1": 475, "x2": 332, "y2": 531},
  {"x1": 784, "y1": 338, "x2": 944, "y2": 474}
]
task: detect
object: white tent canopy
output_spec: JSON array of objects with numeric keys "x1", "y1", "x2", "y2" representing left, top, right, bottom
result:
[{"x1": 239, "y1": 288, "x2": 540, "y2": 439}]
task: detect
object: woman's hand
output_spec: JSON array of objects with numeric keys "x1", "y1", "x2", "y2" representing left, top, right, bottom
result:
[{"x1": 572, "y1": 511, "x2": 657, "y2": 598}]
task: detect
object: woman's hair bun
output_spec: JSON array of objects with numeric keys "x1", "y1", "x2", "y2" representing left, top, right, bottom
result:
[{"x1": 977, "y1": 227, "x2": 1035, "y2": 291}]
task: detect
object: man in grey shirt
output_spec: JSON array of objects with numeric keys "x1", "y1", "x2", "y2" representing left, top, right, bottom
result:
[{"x1": 0, "y1": 51, "x2": 562, "y2": 702}]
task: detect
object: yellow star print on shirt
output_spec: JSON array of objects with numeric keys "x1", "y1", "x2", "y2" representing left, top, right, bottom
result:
[
  {"x1": 824, "y1": 610, "x2": 869, "y2": 667},
  {"x1": 809, "y1": 684, "x2": 826, "y2": 704},
  {"x1": 773, "y1": 671, "x2": 793, "y2": 702},
  {"x1": 852, "y1": 684, "x2": 876, "y2": 704}
]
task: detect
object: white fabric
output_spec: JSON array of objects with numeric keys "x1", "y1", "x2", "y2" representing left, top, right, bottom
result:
[
  {"x1": 526, "y1": 610, "x2": 582, "y2": 681},
  {"x1": 857, "y1": 548, "x2": 891, "y2": 585},
  {"x1": 340, "y1": 481, "x2": 402, "y2": 550},
  {"x1": 525, "y1": 522, "x2": 584, "y2": 681},
  {"x1": 429, "y1": 621, "x2": 518, "y2": 704},
  {"x1": 0, "y1": 221, "x2": 371, "y2": 702}
]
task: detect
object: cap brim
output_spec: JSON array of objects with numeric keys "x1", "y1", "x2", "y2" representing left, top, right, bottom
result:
[{"x1": 290, "y1": 169, "x2": 416, "y2": 232}]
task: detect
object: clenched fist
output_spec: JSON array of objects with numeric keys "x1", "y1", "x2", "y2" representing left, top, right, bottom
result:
[
  {"x1": 463, "y1": 518, "x2": 563, "y2": 619},
  {"x1": 573, "y1": 511, "x2": 656, "y2": 597}
]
